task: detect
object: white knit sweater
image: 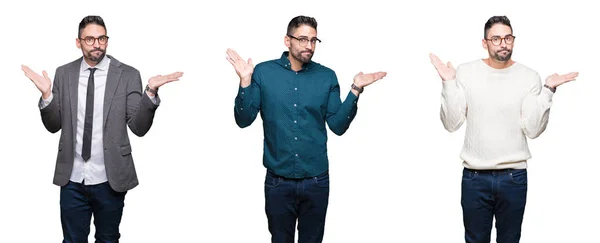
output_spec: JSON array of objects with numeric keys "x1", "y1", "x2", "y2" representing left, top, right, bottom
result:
[{"x1": 440, "y1": 59, "x2": 554, "y2": 169}]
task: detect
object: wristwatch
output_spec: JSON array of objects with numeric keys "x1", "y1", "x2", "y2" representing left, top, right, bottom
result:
[
  {"x1": 145, "y1": 84, "x2": 158, "y2": 95},
  {"x1": 543, "y1": 84, "x2": 556, "y2": 93},
  {"x1": 351, "y1": 83, "x2": 363, "y2": 93}
]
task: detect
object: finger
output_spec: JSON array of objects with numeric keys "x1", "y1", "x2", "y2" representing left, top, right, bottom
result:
[
  {"x1": 43, "y1": 70, "x2": 50, "y2": 80},
  {"x1": 226, "y1": 49, "x2": 239, "y2": 60},
  {"x1": 248, "y1": 58, "x2": 253, "y2": 66},
  {"x1": 448, "y1": 62, "x2": 454, "y2": 70}
]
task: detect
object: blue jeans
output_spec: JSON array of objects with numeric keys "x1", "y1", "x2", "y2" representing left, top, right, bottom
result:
[
  {"x1": 264, "y1": 170, "x2": 330, "y2": 243},
  {"x1": 60, "y1": 180, "x2": 127, "y2": 243},
  {"x1": 461, "y1": 168, "x2": 528, "y2": 243}
]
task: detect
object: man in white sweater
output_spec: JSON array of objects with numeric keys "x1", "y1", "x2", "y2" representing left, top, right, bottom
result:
[{"x1": 430, "y1": 16, "x2": 578, "y2": 243}]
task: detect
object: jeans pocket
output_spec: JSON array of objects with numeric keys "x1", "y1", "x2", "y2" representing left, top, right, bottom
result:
[
  {"x1": 264, "y1": 171, "x2": 281, "y2": 188},
  {"x1": 509, "y1": 169, "x2": 527, "y2": 185},
  {"x1": 314, "y1": 172, "x2": 329, "y2": 188},
  {"x1": 462, "y1": 169, "x2": 477, "y2": 181}
]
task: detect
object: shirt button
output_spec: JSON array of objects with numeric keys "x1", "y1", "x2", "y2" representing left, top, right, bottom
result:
[
  {"x1": 240, "y1": 108, "x2": 244, "y2": 110},
  {"x1": 294, "y1": 120, "x2": 297, "y2": 123},
  {"x1": 294, "y1": 104, "x2": 297, "y2": 107},
  {"x1": 295, "y1": 88, "x2": 298, "y2": 91},
  {"x1": 294, "y1": 137, "x2": 298, "y2": 140},
  {"x1": 347, "y1": 116, "x2": 350, "y2": 118},
  {"x1": 295, "y1": 154, "x2": 298, "y2": 157},
  {"x1": 241, "y1": 92, "x2": 244, "y2": 95}
]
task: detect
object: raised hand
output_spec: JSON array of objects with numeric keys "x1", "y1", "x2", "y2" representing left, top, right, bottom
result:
[
  {"x1": 353, "y1": 71, "x2": 387, "y2": 88},
  {"x1": 226, "y1": 48, "x2": 254, "y2": 87},
  {"x1": 545, "y1": 72, "x2": 579, "y2": 88},
  {"x1": 429, "y1": 53, "x2": 456, "y2": 81},
  {"x1": 22, "y1": 65, "x2": 52, "y2": 99},
  {"x1": 147, "y1": 72, "x2": 184, "y2": 90}
]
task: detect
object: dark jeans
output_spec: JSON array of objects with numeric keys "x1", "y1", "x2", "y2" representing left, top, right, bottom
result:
[
  {"x1": 60, "y1": 180, "x2": 127, "y2": 243},
  {"x1": 461, "y1": 168, "x2": 528, "y2": 243},
  {"x1": 264, "y1": 170, "x2": 330, "y2": 243}
]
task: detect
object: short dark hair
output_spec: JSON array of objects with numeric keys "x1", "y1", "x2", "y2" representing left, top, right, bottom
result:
[
  {"x1": 484, "y1": 16, "x2": 512, "y2": 39},
  {"x1": 78, "y1": 15, "x2": 106, "y2": 38},
  {"x1": 286, "y1": 16, "x2": 317, "y2": 36}
]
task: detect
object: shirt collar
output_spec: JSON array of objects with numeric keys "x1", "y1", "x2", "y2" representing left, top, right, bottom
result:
[{"x1": 80, "y1": 55, "x2": 110, "y2": 72}]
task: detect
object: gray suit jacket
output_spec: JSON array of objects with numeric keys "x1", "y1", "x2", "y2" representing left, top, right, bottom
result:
[{"x1": 39, "y1": 55, "x2": 159, "y2": 192}]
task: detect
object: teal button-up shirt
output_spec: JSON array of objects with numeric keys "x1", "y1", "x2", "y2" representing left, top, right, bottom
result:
[{"x1": 234, "y1": 51, "x2": 359, "y2": 178}]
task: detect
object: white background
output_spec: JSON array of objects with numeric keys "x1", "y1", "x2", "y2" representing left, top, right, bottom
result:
[{"x1": 1, "y1": 0, "x2": 598, "y2": 242}]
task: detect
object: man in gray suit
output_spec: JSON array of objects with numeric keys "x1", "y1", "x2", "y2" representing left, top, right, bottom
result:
[{"x1": 21, "y1": 15, "x2": 183, "y2": 243}]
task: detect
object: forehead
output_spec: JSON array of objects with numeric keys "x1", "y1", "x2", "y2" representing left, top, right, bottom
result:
[
  {"x1": 487, "y1": 23, "x2": 512, "y2": 37},
  {"x1": 81, "y1": 24, "x2": 106, "y2": 37},
  {"x1": 291, "y1": 24, "x2": 317, "y2": 37}
]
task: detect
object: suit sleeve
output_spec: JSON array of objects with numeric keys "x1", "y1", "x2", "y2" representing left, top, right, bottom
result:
[
  {"x1": 126, "y1": 69, "x2": 159, "y2": 137},
  {"x1": 39, "y1": 68, "x2": 62, "y2": 133}
]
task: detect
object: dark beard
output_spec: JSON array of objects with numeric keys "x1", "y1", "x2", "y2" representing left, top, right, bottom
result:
[
  {"x1": 492, "y1": 49, "x2": 512, "y2": 62},
  {"x1": 292, "y1": 50, "x2": 313, "y2": 63},
  {"x1": 86, "y1": 48, "x2": 106, "y2": 63}
]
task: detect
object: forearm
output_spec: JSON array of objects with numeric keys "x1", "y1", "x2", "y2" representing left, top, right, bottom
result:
[
  {"x1": 521, "y1": 87, "x2": 554, "y2": 138},
  {"x1": 326, "y1": 91, "x2": 359, "y2": 135},
  {"x1": 234, "y1": 84, "x2": 260, "y2": 128},
  {"x1": 39, "y1": 84, "x2": 61, "y2": 133},
  {"x1": 440, "y1": 79, "x2": 467, "y2": 132}
]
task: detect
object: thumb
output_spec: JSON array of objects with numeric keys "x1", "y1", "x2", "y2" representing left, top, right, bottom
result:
[
  {"x1": 248, "y1": 58, "x2": 253, "y2": 66},
  {"x1": 42, "y1": 70, "x2": 50, "y2": 80},
  {"x1": 447, "y1": 62, "x2": 454, "y2": 69}
]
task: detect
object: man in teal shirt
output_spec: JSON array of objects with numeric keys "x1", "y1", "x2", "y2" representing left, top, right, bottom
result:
[{"x1": 226, "y1": 15, "x2": 386, "y2": 243}]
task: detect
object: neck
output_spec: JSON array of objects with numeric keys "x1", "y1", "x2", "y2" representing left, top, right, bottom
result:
[
  {"x1": 287, "y1": 53, "x2": 304, "y2": 71},
  {"x1": 484, "y1": 58, "x2": 514, "y2": 69}
]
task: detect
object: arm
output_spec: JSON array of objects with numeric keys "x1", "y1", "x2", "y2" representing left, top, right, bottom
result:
[
  {"x1": 22, "y1": 64, "x2": 61, "y2": 133},
  {"x1": 440, "y1": 74, "x2": 467, "y2": 132},
  {"x1": 520, "y1": 74, "x2": 553, "y2": 139},
  {"x1": 39, "y1": 69, "x2": 62, "y2": 133},
  {"x1": 520, "y1": 71, "x2": 579, "y2": 139},
  {"x1": 325, "y1": 71, "x2": 359, "y2": 136},
  {"x1": 234, "y1": 70, "x2": 261, "y2": 128},
  {"x1": 429, "y1": 53, "x2": 465, "y2": 132},
  {"x1": 126, "y1": 70, "x2": 159, "y2": 137}
]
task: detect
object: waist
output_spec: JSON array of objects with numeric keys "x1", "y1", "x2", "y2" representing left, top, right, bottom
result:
[{"x1": 464, "y1": 167, "x2": 526, "y2": 174}]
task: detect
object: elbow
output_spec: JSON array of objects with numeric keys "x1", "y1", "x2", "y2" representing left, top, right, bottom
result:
[
  {"x1": 235, "y1": 120, "x2": 251, "y2": 129},
  {"x1": 46, "y1": 125, "x2": 61, "y2": 134},
  {"x1": 128, "y1": 123, "x2": 152, "y2": 137},
  {"x1": 329, "y1": 126, "x2": 348, "y2": 136}
]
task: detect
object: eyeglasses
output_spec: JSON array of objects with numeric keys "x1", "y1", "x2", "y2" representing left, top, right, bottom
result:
[
  {"x1": 486, "y1": 35, "x2": 515, "y2": 46},
  {"x1": 287, "y1": 35, "x2": 321, "y2": 46},
  {"x1": 79, "y1": 35, "x2": 109, "y2": 46}
]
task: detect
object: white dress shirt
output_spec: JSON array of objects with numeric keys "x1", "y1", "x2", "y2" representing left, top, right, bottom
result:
[{"x1": 40, "y1": 56, "x2": 158, "y2": 185}]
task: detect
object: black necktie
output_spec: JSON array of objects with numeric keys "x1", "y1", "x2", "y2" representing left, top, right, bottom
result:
[{"x1": 82, "y1": 67, "x2": 97, "y2": 161}]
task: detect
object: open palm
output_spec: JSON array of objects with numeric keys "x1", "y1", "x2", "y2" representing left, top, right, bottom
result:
[
  {"x1": 22, "y1": 65, "x2": 52, "y2": 98},
  {"x1": 226, "y1": 48, "x2": 254, "y2": 87},
  {"x1": 545, "y1": 72, "x2": 579, "y2": 88},
  {"x1": 429, "y1": 53, "x2": 455, "y2": 81}
]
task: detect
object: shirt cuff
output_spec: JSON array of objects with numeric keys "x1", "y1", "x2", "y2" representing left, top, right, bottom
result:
[
  {"x1": 39, "y1": 93, "x2": 53, "y2": 109},
  {"x1": 147, "y1": 92, "x2": 160, "y2": 105}
]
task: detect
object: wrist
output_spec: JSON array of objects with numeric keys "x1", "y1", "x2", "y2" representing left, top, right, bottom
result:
[
  {"x1": 145, "y1": 84, "x2": 158, "y2": 95},
  {"x1": 351, "y1": 83, "x2": 364, "y2": 93},
  {"x1": 240, "y1": 78, "x2": 251, "y2": 88},
  {"x1": 544, "y1": 83, "x2": 556, "y2": 93},
  {"x1": 42, "y1": 91, "x2": 51, "y2": 99}
]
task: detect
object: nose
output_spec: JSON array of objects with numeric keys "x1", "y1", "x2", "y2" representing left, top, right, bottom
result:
[{"x1": 93, "y1": 39, "x2": 101, "y2": 48}]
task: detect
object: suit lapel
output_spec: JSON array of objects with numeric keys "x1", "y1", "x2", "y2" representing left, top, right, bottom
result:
[
  {"x1": 68, "y1": 58, "x2": 82, "y2": 137},
  {"x1": 104, "y1": 55, "x2": 123, "y2": 128}
]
